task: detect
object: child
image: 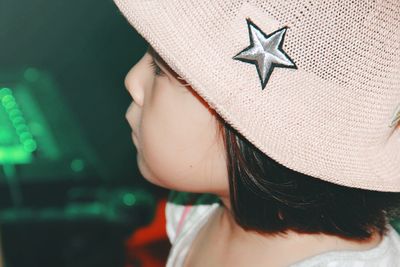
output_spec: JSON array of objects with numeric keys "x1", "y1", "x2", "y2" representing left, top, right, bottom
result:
[{"x1": 113, "y1": 0, "x2": 400, "y2": 266}]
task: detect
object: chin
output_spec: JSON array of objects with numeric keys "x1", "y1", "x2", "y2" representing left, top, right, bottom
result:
[{"x1": 136, "y1": 156, "x2": 169, "y2": 188}]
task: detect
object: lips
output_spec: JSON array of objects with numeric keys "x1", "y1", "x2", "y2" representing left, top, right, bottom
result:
[{"x1": 131, "y1": 131, "x2": 138, "y2": 147}]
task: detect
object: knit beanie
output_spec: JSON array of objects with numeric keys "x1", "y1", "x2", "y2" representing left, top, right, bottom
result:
[{"x1": 113, "y1": 0, "x2": 400, "y2": 192}]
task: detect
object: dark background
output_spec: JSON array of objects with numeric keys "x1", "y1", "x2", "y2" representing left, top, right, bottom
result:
[
  {"x1": 0, "y1": 0, "x2": 168, "y2": 266},
  {"x1": 0, "y1": 0, "x2": 144, "y2": 181}
]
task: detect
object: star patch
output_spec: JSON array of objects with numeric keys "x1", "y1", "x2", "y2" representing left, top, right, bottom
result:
[
  {"x1": 389, "y1": 102, "x2": 400, "y2": 128},
  {"x1": 233, "y1": 18, "x2": 297, "y2": 90}
]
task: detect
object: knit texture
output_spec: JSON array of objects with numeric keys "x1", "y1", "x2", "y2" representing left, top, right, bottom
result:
[{"x1": 113, "y1": 0, "x2": 400, "y2": 192}]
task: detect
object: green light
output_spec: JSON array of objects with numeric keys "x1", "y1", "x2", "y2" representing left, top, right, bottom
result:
[
  {"x1": 0, "y1": 146, "x2": 32, "y2": 164},
  {"x1": 24, "y1": 68, "x2": 40, "y2": 82},
  {"x1": 122, "y1": 193, "x2": 136, "y2": 206},
  {"x1": 0, "y1": 129, "x2": 13, "y2": 143},
  {"x1": 9, "y1": 109, "x2": 21, "y2": 117},
  {"x1": 65, "y1": 203, "x2": 104, "y2": 218},
  {"x1": 1, "y1": 95, "x2": 15, "y2": 103},
  {"x1": 4, "y1": 101, "x2": 16, "y2": 110},
  {"x1": 0, "y1": 87, "x2": 12, "y2": 99},
  {"x1": 1, "y1": 95, "x2": 14, "y2": 104},
  {"x1": 70, "y1": 158, "x2": 85, "y2": 172},
  {"x1": 15, "y1": 125, "x2": 29, "y2": 135},
  {"x1": 11, "y1": 116, "x2": 25, "y2": 125},
  {"x1": 12, "y1": 117, "x2": 25, "y2": 127},
  {"x1": 23, "y1": 139, "x2": 37, "y2": 152},
  {"x1": 19, "y1": 132, "x2": 33, "y2": 142},
  {"x1": 0, "y1": 90, "x2": 38, "y2": 154}
]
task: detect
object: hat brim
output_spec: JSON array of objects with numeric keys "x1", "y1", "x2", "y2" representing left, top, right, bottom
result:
[{"x1": 113, "y1": 0, "x2": 400, "y2": 192}]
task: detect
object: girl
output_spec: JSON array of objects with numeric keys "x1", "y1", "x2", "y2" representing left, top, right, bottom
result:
[{"x1": 114, "y1": 0, "x2": 400, "y2": 266}]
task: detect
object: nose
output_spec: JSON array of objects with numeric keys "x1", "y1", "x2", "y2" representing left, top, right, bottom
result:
[
  {"x1": 124, "y1": 55, "x2": 148, "y2": 107},
  {"x1": 124, "y1": 72, "x2": 143, "y2": 107},
  {"x1": 124, "y1": 54, "x2": 151, "y2": 134}
]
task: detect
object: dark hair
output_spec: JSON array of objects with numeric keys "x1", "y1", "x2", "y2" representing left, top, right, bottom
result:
[
  {"x1": 215, "y1": 116, "x2": 400, "y2": 241},
  {"x1": 159, "y1": 55, "x2": 400, "y2": 240}
]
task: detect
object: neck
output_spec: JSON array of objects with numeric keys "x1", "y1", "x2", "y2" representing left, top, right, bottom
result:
[{"x1": 216, "y1": 196, "x2": 382, "y2": 267}]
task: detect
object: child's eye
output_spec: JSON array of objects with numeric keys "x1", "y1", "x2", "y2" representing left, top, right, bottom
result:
[{"x1": 149, "y1": 58, "x2": 164, "y2": 77}]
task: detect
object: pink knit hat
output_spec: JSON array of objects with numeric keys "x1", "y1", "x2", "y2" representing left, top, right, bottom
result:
[{"x1": 113, "y1": 0, "x2": 400, "y2": 192}]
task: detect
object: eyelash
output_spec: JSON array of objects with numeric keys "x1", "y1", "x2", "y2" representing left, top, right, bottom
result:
[{"x1": 149, "y1": 58, "x2": 164, "y2": 76}]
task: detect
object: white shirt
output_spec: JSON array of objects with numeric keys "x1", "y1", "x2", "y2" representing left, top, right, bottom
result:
[{"x1": 165, "y1": 202, "x2": 400, "y2": 267}]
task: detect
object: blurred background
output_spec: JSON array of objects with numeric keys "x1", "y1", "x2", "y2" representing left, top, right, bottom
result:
[
  {"x1": 0, "y1": 0, "x2": 170, "y2": 266},
  {"x1": 1, "y1": 1, "x2": 400, "y2": 267}
]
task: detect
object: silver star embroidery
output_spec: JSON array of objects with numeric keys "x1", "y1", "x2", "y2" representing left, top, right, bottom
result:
[
  {"x1": 233, "y1": 18, "x2": 297, "y2": 90},
  {"x1": 389, "y1": 103, "x2": 400, "y2": 127}
]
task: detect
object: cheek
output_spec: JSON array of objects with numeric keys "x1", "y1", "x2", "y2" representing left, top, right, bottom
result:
[{"x1": 138, "y1": 90, "x2": 229, "y2": 194}]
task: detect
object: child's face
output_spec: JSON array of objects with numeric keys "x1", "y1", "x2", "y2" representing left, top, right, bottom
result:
[{"x1": 124, "y1": 46, "x2": 229, "y2": 197}]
